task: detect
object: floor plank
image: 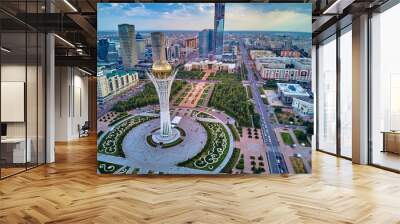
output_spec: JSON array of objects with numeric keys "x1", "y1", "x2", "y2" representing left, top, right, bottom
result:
[{"x1": 0, "y1": 136, "x2": 399, "y2": 224}]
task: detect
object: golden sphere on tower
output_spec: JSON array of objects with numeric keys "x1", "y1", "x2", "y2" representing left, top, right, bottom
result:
[{"x1": 151, "y1": 61, "x2": 173, "y2": 79}]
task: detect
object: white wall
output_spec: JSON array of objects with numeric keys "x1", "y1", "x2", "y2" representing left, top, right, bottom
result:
[
  {"x1": 1, "y1": 64, "x2": 26, "y2": 138},
  {"x1": 54, "y1": 67, "x2": 89, "y2": 141}
]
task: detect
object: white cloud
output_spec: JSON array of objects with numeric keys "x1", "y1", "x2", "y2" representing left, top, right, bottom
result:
[
  {"x1": 99, "y1": 3, "x2": 310, "y2": 32},
  {"x1": 123, "y1": 4, "x2": 149, "y2": 17},
  {"x1": 225, "y1": 5, "x2": 311, "y2": 32}
]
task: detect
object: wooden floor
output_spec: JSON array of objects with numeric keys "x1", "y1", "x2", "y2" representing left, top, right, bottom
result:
[{"x1": 1, "y1": 136, "x2": 400, "y2": 224}]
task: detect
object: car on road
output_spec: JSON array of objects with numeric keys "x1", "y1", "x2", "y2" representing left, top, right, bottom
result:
[{"x1": 293, "y1": 153, "x2": 302, "y2": 158}]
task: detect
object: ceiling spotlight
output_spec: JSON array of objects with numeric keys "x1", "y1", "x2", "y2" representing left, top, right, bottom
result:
[
  {"x1": 78, "y1": 67, "x2": 93, "y2": 76},
  {"x1": 63, "y1": 0, "x2": 78, "y2": 12},
  {"x1": 1, "y1": 47, "x2": 11, "y2": 53},
  {"x1": 54, "y1": 34, "x2": 75, "y2": 48}
]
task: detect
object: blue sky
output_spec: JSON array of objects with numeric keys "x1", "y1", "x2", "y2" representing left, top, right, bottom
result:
[{"x1": 98, "y1": 3, "x2": 311, "y2": 32}]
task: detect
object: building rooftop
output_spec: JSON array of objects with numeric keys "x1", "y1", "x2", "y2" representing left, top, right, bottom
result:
[
  {"x1": 293, "y1": 96, "x2": 313, "y2": 104},
  {"x1": 105, "y1": 69, "x2": 137, "y2": 78},
  {"x1": 255, "y1": 57, "x2": 311, "y2": 70},
  {"x1": 277, "y1": 83, "x2": 310, "y2": 97}
]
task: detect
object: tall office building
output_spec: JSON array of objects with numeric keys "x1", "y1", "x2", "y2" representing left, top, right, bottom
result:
[
  {"x1": 199, "y1": 29, "x2": 214, "y2": 58},
  {"x1": 118, "y1": 24, "x2": 137, "y2": 69},
  {"x1": 214, "y1": 3, "x2": 225, "y2": 55},
  {"x1": 172, "y1": 44, "x2": 181, "y2": 59},
  {"x1": 136, "y1": 33, "x2": 146, "y2": 60},
  {"x1": 108, "y1": 42, "x2": 117, "y2": 52},
  {"x1": 107, "y1": 42, "x2": 119, "y2": 62},
  {"x1": 97, "y1": 39, "x2": 109, "y2": 61}
]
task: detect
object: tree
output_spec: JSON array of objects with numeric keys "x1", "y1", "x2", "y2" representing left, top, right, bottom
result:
[
  {"x1": 274, "y1": 107, "x2": 282, "y2": 114},
  {"x1": 306, "y1": 125, "x2": 313, "y2": 135}
]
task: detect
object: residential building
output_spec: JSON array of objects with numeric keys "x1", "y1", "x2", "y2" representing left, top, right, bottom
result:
[
  {"x1": 97, "y1": 68, "x2": 139, "y2": 103},
  {"x1": 292, "y1": 97, "x2": 314, "y2": 117},
  {"x1": 249, "y1": 50, "x2": 275, "y2": 60},
  {"x1": 280, "y1": 50, "x2": 301, "y2": 58},
  {"x1": 255, "y1": 57, "x2": 312, "y2": 82}
]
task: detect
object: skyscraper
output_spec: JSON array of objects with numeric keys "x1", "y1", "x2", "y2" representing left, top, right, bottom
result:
[
  {"x1": 118, "y1": 24, "x2": 137, "y2": 69},
  {"x1": 136, "y1": 33, "x2": 146, "y2": 60},
  {"x1": 107, "y1": 42, "x2": 119, "y2": 62},
  {"x1": 97, "y1": 39, "x2": 109, "y2": 61},
  {"x1": 214, "y1": 3, "x2": 225, "y2": 55},
  {"x1": 198, "y1": 29, "x2": 213, "y2": 58}
]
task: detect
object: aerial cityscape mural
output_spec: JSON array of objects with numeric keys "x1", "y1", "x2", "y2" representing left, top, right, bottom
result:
[{"x1": 97, "y1": 3, "x2": 313, "y2": 175}]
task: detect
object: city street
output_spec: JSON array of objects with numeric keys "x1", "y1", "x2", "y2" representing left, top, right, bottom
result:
[{"x1": 239, "y1": 41, "x2": 289, "y2": 174}]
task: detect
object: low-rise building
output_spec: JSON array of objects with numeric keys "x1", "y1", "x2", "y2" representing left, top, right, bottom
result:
[
  {"x1": 292, "y1": 97, "x2": 314, "y2": 117},
  {"x1": 276, "y1": 83, "x2": 310, "y2": 104},
  {"x1": 184, "y1": 60, "x2": 236, "y2": 73},
  {"x1": 249, "y1": 50, "x2": 275, "y2": 60},
  {"x1": 97, "y1": 68, "x2": 139, "y2": 104},
  {"x1": 280, "y1": 50, "x2": 301, "y2": 58},
  {"x1": 255, "y1": 57, "x2": 311, "y2": 82}
]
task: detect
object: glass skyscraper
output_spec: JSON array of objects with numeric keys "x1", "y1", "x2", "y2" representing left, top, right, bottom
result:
[
  {"x1": 214, "y1": 3, "x2": 225, "y2": 55},
  {"x1": 136, "y1": 33, "x2": 146, "y2": 60},
  {"x1": 118, "y1": 24, "x2": 138, "y2": 69},
  {"x1": 97, "y1": 39, "x2": 109, "y2": 61},
  {"x1": 198, "y1": 29, "x2": 213, "y2": 58}
]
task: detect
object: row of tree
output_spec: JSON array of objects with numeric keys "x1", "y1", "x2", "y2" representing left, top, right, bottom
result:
[
  {"x1": 176, "y1": 70, "x2": 203, "y2": 79},
  {"x1": 112, "y1": 81, "x2": 186, "y2": 112},
  {"x1": 209, "y1": 81, "x2": 258, "y2": 127}
]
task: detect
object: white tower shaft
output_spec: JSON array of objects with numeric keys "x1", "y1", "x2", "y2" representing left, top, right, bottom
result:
[{"x1": 146, "y1": 71, "x2": 177, "y2": 140}]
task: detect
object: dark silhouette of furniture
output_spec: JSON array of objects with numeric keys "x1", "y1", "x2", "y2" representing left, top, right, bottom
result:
[{"x1": 79, "y1": 121, "x2": 90, "y2": 138}]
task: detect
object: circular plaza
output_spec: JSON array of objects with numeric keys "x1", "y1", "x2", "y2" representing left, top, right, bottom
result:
[
  {"x1": 122, "y1": 115, "x2": 208, "y2": 172},
  {"x1": 97, "y1": 109, "x2": 235, "y2": 174}
]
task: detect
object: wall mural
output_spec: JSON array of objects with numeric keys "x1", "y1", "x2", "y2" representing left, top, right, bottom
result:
[{"x1": 97, "y1": 3, "x2": 313, "y2": 175}]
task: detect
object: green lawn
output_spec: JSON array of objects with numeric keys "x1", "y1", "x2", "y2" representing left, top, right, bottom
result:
[
  {"x1": 161, "y1": 138, "x2": 184, "y2": 148},
  {"x1": 98, "y1": 116, "x2": 155, "y2": 157},
  {"x1": 208, "y1": 72, "x2": 242, "y2": 82},
  {"x1": 98, "y1": 161, "x2": 124, "y2": 174},
  {"x1": 274, "y1": 109, "x2": 306, "y2": 126},
  {"x1": 246, "y1": 86, "x2": 253, "y2": 99},
  {"x1": 227, "y1": 123, "x2": 240, "y2": 141},
  {"x1": 294, "y1": 130, "x2": 311, "y2": 147},
  {"x1": 220, "y1": 148, "x2": 241, "y2": 174},
  {"x1": 258, "y1": 86, "x2": 265, "y2": 95},
  {"x1": 178, "y1": 121, "x2": 230, "y2": 171},
  {"x1": 176, "y1": 70, "x2": 203, "y2": 79},
  {"x1": 280, "y1": 132, "x2": 294, "y2": 145},
  {"x1": 262, "y1": 97, "x2": 269, "y2": 105}
]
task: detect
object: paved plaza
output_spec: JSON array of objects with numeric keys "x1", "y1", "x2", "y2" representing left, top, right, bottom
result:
[{"x1": 121, "y1": 116, "x2": 209, "y2": 173}]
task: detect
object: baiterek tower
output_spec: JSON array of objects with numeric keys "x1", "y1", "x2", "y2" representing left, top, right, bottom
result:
[{"x1": 147, "y1": 32, "x2": 179, "y2": 143}]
